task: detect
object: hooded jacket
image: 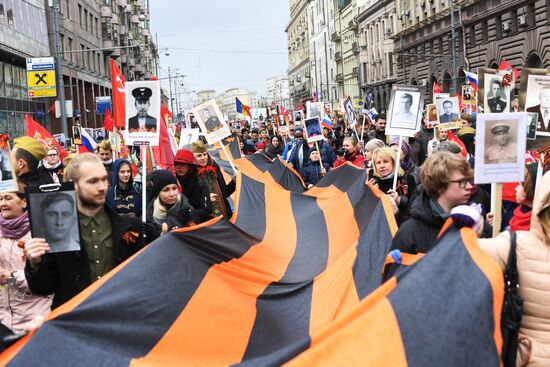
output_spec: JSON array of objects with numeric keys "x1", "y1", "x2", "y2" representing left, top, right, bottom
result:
[
  {"x1": 479, "y1": 172, "x2": 550, "y2": 367},
  {"x1": 106, "y1": 159, "x2": 142, "y2": 218},
  {"x1": 301, "y1": 160, "x2": 331, "y2": 187}
]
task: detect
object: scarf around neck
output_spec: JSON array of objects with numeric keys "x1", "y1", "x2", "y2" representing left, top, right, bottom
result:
[
  {"x1": 0, "y1": 211, "x2": 30, "y2": 239},
  {"x1": 42, "y1": 159, "x2": 61, "y2": 170}
]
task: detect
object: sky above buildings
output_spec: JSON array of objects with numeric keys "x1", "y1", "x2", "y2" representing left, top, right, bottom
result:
[{"x1": 150, "y1": 1, "x2": 289, "y2": 102}]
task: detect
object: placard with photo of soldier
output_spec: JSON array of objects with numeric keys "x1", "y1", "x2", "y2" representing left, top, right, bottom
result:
[
  {"x1": 72, "y1": 125, "x2": 82, "y2": 145},
  {"x1": 478, "y1": 67, "x2": 514, "y2": 115},
  {"x1": 436, "y1": 97, "x2": 461, "y2": 123},
  {"x1": 191, "y1": 100, "x2": 230, "y2": 145},
  {"x1": 125, "y1": 80, "x2": 161, "y2": 146},
  {"x1": 386, "y1": 84, "x2": 425, "y2": 137},
  {"x1": 306, "y1": 101, "x2": 324, "y2": 120},
  {"x1": 427, "y1": 104, "x2": 439, "y2": 124},
  {"x1": 462, "y1": 85, "x2": 476, "y2": 105},
  {"x1": 0, "y1": 139, "x2": 17, "y2": 192}
]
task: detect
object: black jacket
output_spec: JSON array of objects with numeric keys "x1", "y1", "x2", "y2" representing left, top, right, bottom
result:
[
  {"x1": 373, "y1": 172, "x2": 416, "y2": 225},
  {"x1": 212, "y1": 161, "x2": 235, "y2": 217},
  {"x1": 18, "y1": 169, "x2": 55, "y2": 188},
  {"x1": 176, "y1": 173, "x2": 212, "y2": 223},
  {"x1": 25, "y1": 205, "x2": 144, "y2": 309},
  {"x1": 145, "y1": 193, "x2": 194, "y2": 242}
]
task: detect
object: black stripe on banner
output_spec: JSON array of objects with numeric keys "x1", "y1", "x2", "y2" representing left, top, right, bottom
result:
[
  {"x1": 268, "y1": 159, "x2": 305, "y2": 193},
  {"x1": 245, "y1": 154, "x2": 275, "y2": 173},
  {"x1": 234, "y1": 337, "x2": 311, "y2": 367},
  {"x1": 241, "y1": 193, "x2": 329, "y2": 360},
  {"x1": 388, "y1": 229, "x2": 499, "y2": 367},
  {"x1": 8, "y1": 220, "x2": 255, "y2": 367},
  {"x1": 231, "y1": 174, "x2": 267, "y2": 241}
]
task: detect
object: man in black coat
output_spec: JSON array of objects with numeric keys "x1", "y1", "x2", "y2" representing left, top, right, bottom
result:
[
  {"x1": 128, "y1": 87, "x2": 157, "y2": 132},
  {"x1": 25, "y1": 153, "x2": 144, "y2": 309},
  {"x1": 526, "y1": 85, "x2": 550, "y2": 135},
  {"x1": 11, "y1": 136, "x2": 53, "y2": 187}
]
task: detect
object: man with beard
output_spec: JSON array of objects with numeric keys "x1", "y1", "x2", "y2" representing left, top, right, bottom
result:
[
  {"x1": 367, "y1": 113, "x2": 388, "y2": 143},
  {"x1": 97, "y1": 140, "x2": 114, "y2": 180},
  {"x1": 39, "y1": 146, "x2": 64, "y2": 183},
  {"x1": 24, "y1": 153, "x2": 144, "y2": 308}
]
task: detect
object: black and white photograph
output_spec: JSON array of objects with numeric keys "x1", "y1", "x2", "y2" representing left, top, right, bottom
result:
[
  {"x1": 344, "y1": 97, "x2": 356, "y2": 128},
  {"x1": 0, "y1": 143, "x2": 17, "y2": 193},
  {"x1": 462, "y1": 85, "x2": 475, "y2": 105},
  {"x1": 474, "y1": 112, "x2": 527, "y2": 184},
  {"x1": 28, "y1": 184, "x2": 80, "y2": 253},
  {"x1": 125, "y1": 80, "x2": 161, "y2": 146},
  {"x1": 94, "y1": 128, "x2": 106, "y2": 142},
  {"x1": 386, "y1": 84, "x2": 425, "y2": 137},
  {"x1": 72, "y1": 125, "x2": 82, "y2": 145},
  {"x1": 484, "y1": 75, "x2": 510, "y2": 113},
  {"x1": 304, "y1": 117, "x2": 323, "y2": 142},
  {"x1": 293, "y1": 110, "x2": 303, "y2": 125},
  {"x1": 436, "y1": 97, "x2": 460, "y2": 123},
  {"x1": 178, "y1": 128, "x2": 200, "y2": 149},
  {"x1": 306, "y1": 101, "x2": 323, "y2": 120},
  {"x1": 527, "y1": 112, "x2": 538, "y2": 140},
  {"x1": 53, "y1": 133, "x2": 66, "y2": 148},
  {"x1": 524, "y1": 74, "x2": 550, "y2": 136},
  {"x1": 191, "y1": 100, "x2": 231, "y2": 145}
]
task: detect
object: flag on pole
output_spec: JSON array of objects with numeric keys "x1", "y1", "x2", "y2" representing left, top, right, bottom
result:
[
  {"x1": 109, "y1": 58, "x2": 126, "y2": 128},
  {"x1": 498, "y1": 59, "x2": 520, "y2": 80},
  {"x1": 80, "y1": 128, "x2": 97, "y2": 153},
  {"x1": 103, "y1": 108, "x2": 114, "y2": 132},
  {"x1": 235, "y1": 97, "x2": 251, "y2": 117},
  {"x1": 321, "y1": 115, "x2": 333, "y2": 130},
  {"x1": 433, "y1": 82, "x2": 443, "y2": 94},
  {"x1": 153, "y1": 105, "x2": 175, "y2": 172},
  {"x1": 464, "y1": 71, "x2": 478, "y2": 91},
  {"x1": 25, "y1": 114, "x2": 69, "y2": 160}
]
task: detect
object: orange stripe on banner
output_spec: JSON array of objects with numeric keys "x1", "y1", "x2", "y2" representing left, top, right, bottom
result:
[
  {"x1": 0, "y1": 241, "x2": 151, "y2": 365},
  {"x1": 367, "y1": 183, "x2": 398, "y2": 237},
  {"x1": 234, "y1": 157, "x2": 267, "y2": 183},
  {"x1": 383, "y1": 252, "x2": 425, "y2": 268},
  {"x1": 130, "y1": 184, "x2": 298, "y2": 367},
  {"x1": 275, "y1": 156, "x2": 306, "y2": 188},
  {"x1": 286, "y1": 279, "x2": 407, "y2": 367},
  {"x1": 437, "y1": 218, "x2": 454, "y2": 239},
  {"x1": 461, "y1": 228, "x2": 504, "y2": 358}
]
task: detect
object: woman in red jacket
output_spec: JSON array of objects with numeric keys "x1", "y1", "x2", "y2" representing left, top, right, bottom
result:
[{"x1": 333, "y1": 136, "x2": 365, "y2": 168}]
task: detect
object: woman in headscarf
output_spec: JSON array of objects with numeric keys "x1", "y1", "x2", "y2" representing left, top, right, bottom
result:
[
  {"x1": 264, "y1": 135, "x2": 284, "y2": 159},
  {"x1": 191, "y1": 141, "x2": 235, "y2": 219},
  {"x1": 0, "y1": 181, "x2": 52, "y2": 332}
]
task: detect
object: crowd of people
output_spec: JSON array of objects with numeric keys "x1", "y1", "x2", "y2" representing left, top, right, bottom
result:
[{"x1": 0, "y1": 105, "x2": 549, "y2": 365}]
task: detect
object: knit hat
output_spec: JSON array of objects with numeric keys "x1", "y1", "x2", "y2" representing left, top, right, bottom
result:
[
  {"x1": 364, "y1": 139, "x2": 385, "y2": 152},
  {"x1": 294, "y1": 127, "x2": 304, "y2": 135},
  {"x1": 389, "y1": 137, "x2": 411, "y2": 156},
  {"x1": 174, "y1": 149, "x2": 199, "y2": 166},
  {"x1": 191, "y1": 141, "x2": 207, "y2": 153},
  {"x1": 151, "y1": 169, "x2": 178, "y2": 199},
  {"x1": 13, "y1": 136, "x2": 46, "y2": 160},
  {"x1": 256, "y1": 141, "x2": 265, "y2": 150}
]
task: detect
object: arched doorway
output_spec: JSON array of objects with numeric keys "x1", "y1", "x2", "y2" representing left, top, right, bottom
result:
[
  {"x1": 526, "y1": 53, "x2": 544, "y2": 68},
  {"x1": 457, "y1": 68, "x2": 466, "y2": 88},
  {"x1": 489, "y1": 61, "x2": 499, "y2": 69},
  {"x1": 411, "y1": 78, "x2": 418, "y2": 85},
  {"x1": 442, "y1": 72, "x2": 451, "y2": 93}
]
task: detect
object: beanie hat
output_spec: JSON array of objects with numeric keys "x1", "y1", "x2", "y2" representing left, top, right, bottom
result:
[
  {"x1": 294, "y1": 127, "x2": 304, "y2": 135},
  {"x1": 13, "y1": 136, "x2": 46, "y2": 160},
  {"x1": 364, "y1": 139, "x2": 385, "y2": 152},
  {"x1": 151, "y1": 169, "x2": 178, "y2": 199},
  {"x1": 389, "y1": 137, "x2": 411, "y2": 156},
  {"x1": 191, "y1": 141, "x2": 207, "y2": 153}
]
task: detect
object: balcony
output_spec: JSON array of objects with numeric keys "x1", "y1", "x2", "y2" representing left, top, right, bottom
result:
[
  {"x1": 116, "y1": 0, "x2": 128, "y2": 6},
  {"x1": 352, "y1": 42, "x2": 359, "y2": 54},
  {"x1": 330, "y1": 31, "x2": 341, "y2": 41},
  {"x1": 352, "y1": 67, "x2": 360, "y2": 77},
  {"x1": 336, "y1": 73, "x2": 343, "y2": 83},
  {"x1": 335, "y1": 51, "x2": 342, "y2": 61},
  {"x1": 100, "y1": 5, "x2": 112, "y2": 17},
  {"x1": 348, "y1": 20, "x2": 358, "y2": 31}
]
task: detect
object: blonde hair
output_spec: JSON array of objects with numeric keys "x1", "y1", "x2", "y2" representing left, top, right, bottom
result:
[
  {"x1": 421, "y1": 151, "x2": 473, "y2": 198},
  {"x1": 372, "y1": 147, "x2": 404, "y2": 177},
  {"x1": 64, "y1": 153, "x2": 102, "y2": 182},
  {"x1": 97, "y1": 140, "x2": 112, "y2": 151},
  {"x1": 152, "y1": 195, "x2": 181, "y2": 223}
]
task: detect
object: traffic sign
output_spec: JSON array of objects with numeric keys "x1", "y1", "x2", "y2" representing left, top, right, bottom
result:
[{"x1": 26, "y1": 57, "x2": 56, "y2": 98}]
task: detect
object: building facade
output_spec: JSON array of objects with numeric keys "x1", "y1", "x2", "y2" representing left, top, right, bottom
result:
[
  {"x1": 217, "y1": 87, "x2": 258, "y2": 121},
  {"x1": 197, "y1": 89, "x2": 216, "y2": 105},
  {"x1": 286, "y1": 0, "x2": 311, "y2": 108},
  {"x1": 266, "y1": 75, "x2": 290, "y2": 107},
  {"x1": 0, "y1": 0, "x2": 49, "y2": 141},
  {"x1": 358, "y1": 0, "x2": 397, "y2": 111}
]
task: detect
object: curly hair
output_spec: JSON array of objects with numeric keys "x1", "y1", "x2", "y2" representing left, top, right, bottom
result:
[{"x1": 421, "y1": 151, "x2": 473, "y2": 198}]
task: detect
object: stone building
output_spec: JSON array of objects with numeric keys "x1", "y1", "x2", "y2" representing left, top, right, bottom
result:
[{"x1": 286, "y1": 0, "x2": 311, "y2": 108}]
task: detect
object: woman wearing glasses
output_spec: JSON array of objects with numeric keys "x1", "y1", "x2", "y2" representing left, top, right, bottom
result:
[
  {"x1": 391, "y1": 151, "x2": 492, "y2": 255},
  {"x1": 38, "y1": 146, "x2": 64, "y2": 183}
]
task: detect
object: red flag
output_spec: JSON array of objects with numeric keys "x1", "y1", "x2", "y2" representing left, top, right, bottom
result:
[
  {"x1": 153, "y1": 105, "x2": 175, "y2": 172},
  {"x1": 104, "y1": 108, "x2": 114, "y2": 132},
  {"x1": 498, "y1": 59, "x2": 520, "y2": 80},
  {"x1": 25, "y1": 114, "x2": 69, "y2": 160},
  {"x1": 433, "y1": 82, "x2": 443, "y2": 94},
  {"x1": 447, "y1": 131, "x2": 467, "y2": 158},
  {"x1": 109, "y1": 58, "x2": 126, "y2": 128}
]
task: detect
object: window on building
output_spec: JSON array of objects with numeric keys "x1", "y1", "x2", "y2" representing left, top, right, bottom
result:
[
  {"x1": 64, "y1": 0, "x2": 70, "y2": 19},
  {"x1": 496, "y1": 15, "x2": 502, "y2": 38},
  {"x1": 68, "y1": 38, "x2": 73, "y2": 62},
  {"x1": 78, "y1": 4, "x2": 82, "y2": 27},
  {"x1": 482, "y1": 21, "x2": 488, "y2": 42},
  {"x1": 6, "y1": 0, "x2": 13, "y2": 27},
  {"x1": 84, "y1": 9, "x2": 88, "y2": 31},
  {"x1": 388, "y1": 52, "x2": 394, "y2": 77},
  {"x1": 90, "y1": 13, "x2": 94, "y2": 34},
  {"x1": 0, "y1": 1, "x2": 4, "y2": 23},
  {"x1": 95, "y1": 17, "x2": 99, "y2": 36},
  {"x1": 4, "y1": 63, "x2": 12, "y2": 98},
  {"x1": 81, "y1": 44, "x2": 86, "y2": 67}
]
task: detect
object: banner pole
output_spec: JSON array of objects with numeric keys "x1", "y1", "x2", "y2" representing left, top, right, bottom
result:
[
  {"x1": 315, "y1": 140, "x2": 323, "y2": 170},
  {"x1": 392, "y1": 135, "x2": 403, "y2": 191},
  {"x1": 360, "y1": 115, "x2": 366, "y2": 143},
  {"x1": 141, "y1": 145, "x2": 147, "y2": 223},
  {"x1": 220, "y1": 142, "x2": 238, "y2": 174},
  {"x1": 491, "y1": 183, "x2": 503, "y2": 238}
]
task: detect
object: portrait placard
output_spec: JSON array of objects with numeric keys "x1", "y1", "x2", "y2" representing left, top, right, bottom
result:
[
  {"x1": 125, "y1": 80, "x2": 161, "y2": 146},
  {"x1": 526, "y1": 112, "x2": 538, "y2": 140},
  {"x1": 72, "y1": 125, "x2": 82, "y2": 145},
  {"x1": 427, "y1": 104, "x2": 438, "y2": 123},
  {"x1": 344, "y1": 97, "x2": 356, "y2": 128},
  {"x1": 27, "y1": 182, "x2": 80, "y2": 253},
  {"x1": 474, "y1": 112, "x2": 527, "y2": 184},
  {"x1": 306, "y1": 102, "x2": 324, "y2": 120},
  {"x1": 435, "y1": 97, "x2": 461, "y2": 123},
  {"x1": 293, "y1": 110, "x2": 303, "y2": 126},
  {"x1": 178, "y1": 128, "x2": 201, "y2": 149},
  {"x1": 386, "y1": 84, "x2": 426, "y2": 137},
  {"x1": 433, "y1": 92, "x2": 450, "y2": 102},
  {"x1": 304, "y1": 117, "x2": 324, "y2": 143},
  {"x1": 191, "y1": 100, "x2": 231, "y2": 145},
  {"x1": 462, "y1": 85, "x2": 476, "y2": 105},
  {"x1": 478, "y1": 67, "x2": 514, "y2": 114},
  {"x1": 0, "y1": 140, "x2": 17, "y2": 193},
  {"x1": 94, "y1": 128, "x2": 106, "y2": 142},
  {"x1": 53, "y1": 133, "x2": 66, "y2": 148}
]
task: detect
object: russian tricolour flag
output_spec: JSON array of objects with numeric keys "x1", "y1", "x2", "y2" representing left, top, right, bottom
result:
[
  {"x1": 81, "y1": 128, "x2": 97, "y2": 152},
  {"x1": 321, "y1": 115, "x2": 333, "y2": 130},
  {"x1": 464, "y1": 71, "x2": 478, "y2": 91}
]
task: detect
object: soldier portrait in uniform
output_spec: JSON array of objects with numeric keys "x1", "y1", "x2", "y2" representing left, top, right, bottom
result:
[
  {"x1": 128, "y1": 87, "x2": 157, "y2": 133},
  {"x1": 462, "y1": 85, "x2": 475, "y2": 105},
  {"x1": 427, "y1": 104, "x2": 438, "y2": 123},
  {"x1": 484, "y1": 122, "x2": 517, "y2": 164},
  {"x1": 436, "y1": 97, "x2": 460, "y2": 123},
  {"x1": 526, "y1": 112, "x2": 538, "y2": 140},
  {"x1": 526, "y1": 82, "x2": 550, "y2": 136},
  {"x1": 393, "y1": 92, "x2": 417, "y2": 123},
  {"x1": 199, "y1": 106, "x2": 223, "y2": 133},
  {"x1": 191, "y1": 100, "x2": 231, "y2": 145},
  {"x1": 485, "y1": 77, "x2": 508, "y2": 113}
]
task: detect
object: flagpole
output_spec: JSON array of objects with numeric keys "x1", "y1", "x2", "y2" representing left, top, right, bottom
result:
[
  {"x1": 392, "y1": 136, "x2": 403, "y2": 191},
  {"x1": 220, "y1": 143, "x2": 238, "y2": 174},
  {"x1": 360, "y1": 115, "x2": 366, "y2": 143}
]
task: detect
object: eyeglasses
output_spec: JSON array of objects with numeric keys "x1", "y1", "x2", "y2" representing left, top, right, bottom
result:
[
  {"x1": 47, "y1": 153, "x2": 58, "y2": 157},
  {"x1": 449, "y1": 178, "x2": 474, "y2": 189}
]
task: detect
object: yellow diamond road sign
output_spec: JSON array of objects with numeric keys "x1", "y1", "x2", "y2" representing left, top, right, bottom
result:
[{"x1": 26, "y1": 57, "x2": 56, "y2": 98}]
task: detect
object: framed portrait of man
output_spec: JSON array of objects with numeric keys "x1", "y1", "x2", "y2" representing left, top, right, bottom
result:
[
  {"x1": 72, "y1": 125, "x2": 82, "y2": 145},
  {"x1": 53, "y1": 133, "x2": 66, "y2": 148},
  {"x1": 293, "y1": 110, "x2": 303, "y2": 126},
  {"x1": 304, "y1": 117, "x2": 324, "y2": 142},
  {"x1": 474, "y1": 112, "x2": 527, "y2": 184},
  {"x1": 526, "y1": 112, "x2": 538, "y2": 140},
  {"x1": 386, "y1": 84, "x2": 425, "y2": 137},
  {"x1": 306, "y1": 101, "x2": 324, "y2": 120},
  {"x1": 344, "y1": 97, "x2": 356, "y2": 128},
  {"x1": 192, "y1": 100, "x2": 230, "y2": 145},
  {"x1": 523, "y1": 74, "x2": 550, "y2": 136},
  {"x1": 178, "y1": 128, "x2": 200, "y2": 149},
  {"x1": 27, "y1": 182, "x2": 80, "y2": 253},
  {"x1": 94, "y1": 128, "x2": 106, "y2": 142},
  {"x1": 427, "y1": 104, "x2": 438, "y2": 124},
  {"x1": 478, "y1": 67, "x2": 514, "y2": 114},
  {"x1": 125, "y1": 80, "x2": 161, "y2": 146},
  {"x1": 462, "y1": 85, "x2": 475, "y2": 105},
  {"x1": 436, "y1": 97, "x2": 460, "y2": 123},
  {"x1": 0, "y1": 140, "x2": 17, "y2": 193}
]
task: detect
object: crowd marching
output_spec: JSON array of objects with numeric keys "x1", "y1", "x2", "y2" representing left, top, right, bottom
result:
[{"x1": 0, "y1": 99, "x2": 549, "y2": 365}]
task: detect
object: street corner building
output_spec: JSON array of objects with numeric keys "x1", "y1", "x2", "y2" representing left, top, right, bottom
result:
[{"x1": 0, "y1": 155, "x2": 504, "y2": 366}]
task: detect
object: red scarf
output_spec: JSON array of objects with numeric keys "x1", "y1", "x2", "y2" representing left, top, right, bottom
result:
[{"x1": 509, "y1": 205, "x2": 532, "y2": 232}]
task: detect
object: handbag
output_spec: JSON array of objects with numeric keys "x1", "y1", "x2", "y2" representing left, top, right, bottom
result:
[{"x1": 501, "y1": 231, "x2": 523, "y2": 367}]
